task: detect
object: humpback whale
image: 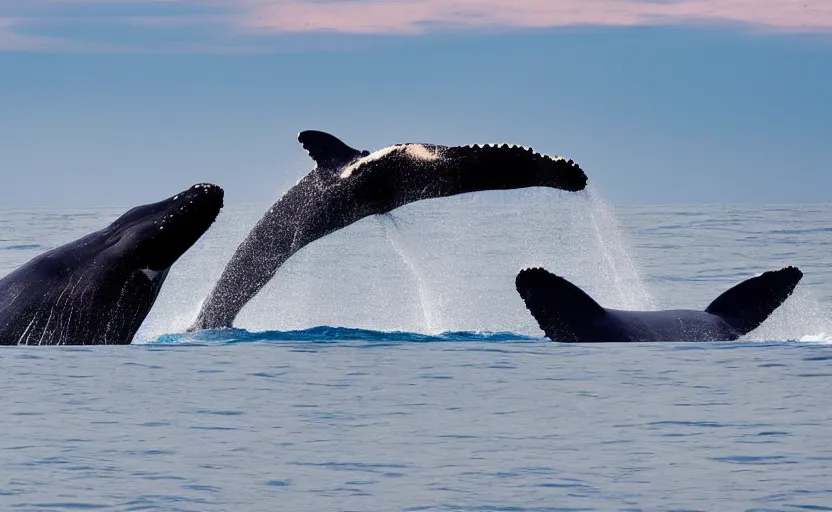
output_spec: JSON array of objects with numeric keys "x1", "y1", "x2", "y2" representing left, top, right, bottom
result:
[
  {"x1": 0, "y1": 184, "x2": 224, "y2": 345},
  {"x1": 190, "y1": 130, "x2": 587, "y2": 331},
  {"x1": 515, "y1": 266, "x2": 802, "y2": 342}
]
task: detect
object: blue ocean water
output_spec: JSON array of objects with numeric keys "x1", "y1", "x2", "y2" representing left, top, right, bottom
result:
[{"x1": 1, "y1": 190, "x2": 831, "y2": 510}]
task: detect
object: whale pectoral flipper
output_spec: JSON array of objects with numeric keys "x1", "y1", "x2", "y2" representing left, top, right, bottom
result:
[
  {"x1": 704, "y1": 266, "x2": 803, "y2": 335},
  {"x1": 515, "y1": 267, "x2": 606, "y2": 342},
  {"x1": 298, "y1": 130, "x2": 368, "y2": 170}
]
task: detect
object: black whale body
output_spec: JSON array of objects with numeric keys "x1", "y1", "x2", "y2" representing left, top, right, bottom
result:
[
  {"x1": 190, "y1": 130, "x2": 588, "y2": 331},
  {"x1": 516, "y1": 266, "x2": 803, "y2": 342},
  {"x1": 0, "y1": 184, "x2": 224, "y2": 345}
]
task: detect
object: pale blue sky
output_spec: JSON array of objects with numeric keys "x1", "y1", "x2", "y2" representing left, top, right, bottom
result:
[{"x1": 0, "y1": 1, "x2": 830, "y2": 207}]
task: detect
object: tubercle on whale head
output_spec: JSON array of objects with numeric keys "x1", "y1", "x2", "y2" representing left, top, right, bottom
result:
[{"x1": 153, "y1": 183, "x2": 224, "y2": 226}]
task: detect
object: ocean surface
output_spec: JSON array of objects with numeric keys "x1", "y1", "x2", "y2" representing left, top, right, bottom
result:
[{"x1": 1, "y1": 189, "x2": 831, "y2": 511}]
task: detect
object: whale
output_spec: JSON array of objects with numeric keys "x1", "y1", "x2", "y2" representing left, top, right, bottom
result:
[
  {"x1": 190, "y1": 130, "x2": 588, "y2": 331},
  {"x1": 0, "y1": 184, "x2": 224, "y2": 345},
  {"x1": 515, "y1": 266, "x2": 802, "y2": 342}
]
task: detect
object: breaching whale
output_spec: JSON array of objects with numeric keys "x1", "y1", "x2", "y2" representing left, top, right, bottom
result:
[
  {"x1": 515, "y1": 266, "x2": 802, "y2": 342},
  {"x1": 190, "y1": 130, "x2": 588, "y2": 331},
  {"x1": 0, "y1": 184, "x2": 224, "y2": 345}
]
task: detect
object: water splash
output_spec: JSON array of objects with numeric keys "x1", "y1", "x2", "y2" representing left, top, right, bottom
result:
[
  {"x1": 379, "y1": 214, "x2": 442, "y2": 334},
  {"x1": 746, "y1": 287, "x2": 832, "y2": 343},
  {"x1": 134, "y1": 195, "x2": 829, "y2": 343},
  {"x1": 136, "y1": 188, "x2": 660, "y2": 339},
  {"x1": 581, "y1": 188, "x2": 655, "y2": 310}
]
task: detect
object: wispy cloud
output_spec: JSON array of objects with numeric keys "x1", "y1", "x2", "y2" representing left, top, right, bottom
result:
[
  {"x1": 1, "y1": 0, "x2": 830, "y2": 53},
  {"x1": 241, "y1": 0, "x2": 832, "y2": 34},
  {"x1": 0, "y1": 17, "x2": 61, "y2": 50}
]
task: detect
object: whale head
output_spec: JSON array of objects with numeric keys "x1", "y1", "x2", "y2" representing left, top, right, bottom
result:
[
  {"x1": 105, "y1": 183, "x2": 225, "y2": 277},
  {"x1": 0, "y1": 183, "x2": 224, "y2": 345}
]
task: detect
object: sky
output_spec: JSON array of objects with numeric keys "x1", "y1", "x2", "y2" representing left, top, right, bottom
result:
[{"x1": 0, "y1": 0, "x2": 830, "y2": 207}]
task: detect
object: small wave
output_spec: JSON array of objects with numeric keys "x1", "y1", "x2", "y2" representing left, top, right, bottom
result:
[
  {"x1": 147, "y1": 326, "x2": 542, "y2": 345},
  {"x1": 3, "y1": 244, "x2": 43, "y2": 251},
  {"x1": 144, "y1": 328, "x2": 832, "y2": 346}
]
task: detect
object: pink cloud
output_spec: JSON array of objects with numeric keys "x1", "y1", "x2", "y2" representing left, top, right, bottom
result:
[
  {"x1": 1, "y1": 0, "x2": 830, "y2": 53},
  {"x1": 239, "y1": 0, "x2": 832, "y2": 34}
]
